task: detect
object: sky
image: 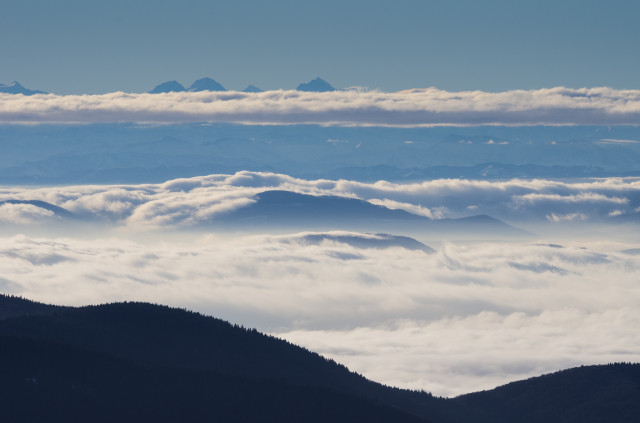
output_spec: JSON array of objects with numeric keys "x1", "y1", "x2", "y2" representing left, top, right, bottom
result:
[
  {"x1": 2, "y1": 0, "x2": 640, "y2": 94},
  {"x1": 2, "y1": 0, "x2": 640, "y2": 398}
]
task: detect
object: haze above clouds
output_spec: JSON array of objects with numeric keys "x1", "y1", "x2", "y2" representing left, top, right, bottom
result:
[{"x1": 3, "y1": 87, "x2": 640, "y2": 126}]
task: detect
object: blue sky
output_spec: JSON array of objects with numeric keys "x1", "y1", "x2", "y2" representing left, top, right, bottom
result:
[{"x1": 2, "y1": 0, "x2": 640, "y2": 94}]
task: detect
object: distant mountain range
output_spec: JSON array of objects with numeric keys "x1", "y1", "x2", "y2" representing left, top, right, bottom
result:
[
  {"x1": 0, "y1": 294, "x2": 638, "y2": 422},
  {"x1": 0, "y1": 81, "x2": 47, "y2": 95},
  {"x1": 149, "y1": 77, "x2": 228, "y2": 93},
  {"x1": 148, "y1": 77, "x2": 334, "y2": 93},
  {"x1": 0, "y1": 77, "x2": 337, "y2": 95}
]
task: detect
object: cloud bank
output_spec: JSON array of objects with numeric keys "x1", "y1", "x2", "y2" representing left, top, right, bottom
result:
[
  {"x1": 1, "y1": 172, "x2": 639, "y2": 230},
  {"x1": 0, "y1": 233, "x2": 638, "y2": 397},
  {"x1": 3, "y1": 86, "x2": 640, "y2": 125}
]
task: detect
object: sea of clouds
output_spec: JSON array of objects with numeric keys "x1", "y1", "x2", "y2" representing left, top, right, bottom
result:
[
  {"x1": 3, "y1": 86, "x2": 640, "y2": 125},
  {"x1": 1, "y1": 171, "x2": 639, "y2": 229},
  {"x1": 0, "y1": 232, "x2": 638, "y2": 397},
  {"x1": 1, "y1": 172, "x2": 639, "y2": 396}
]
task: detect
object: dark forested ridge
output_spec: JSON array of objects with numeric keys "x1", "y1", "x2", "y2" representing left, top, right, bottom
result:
[
  {"x1": 0, "y1": 335, "x2": 427, "y2": 423},
  {"x1": 0, "y1": 295, "x2": 440, "y2": 421},
  {"x1": 0, "y1": 294, "x2": 67, "y2": 319},
  {"x1": 0, "y1": 294, "x2": 639, "y2": 422}
]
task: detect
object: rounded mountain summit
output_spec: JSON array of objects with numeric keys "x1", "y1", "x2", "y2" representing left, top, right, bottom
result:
[{"x1": 296, "y1": 77, "x2": 335, "y2": 92}]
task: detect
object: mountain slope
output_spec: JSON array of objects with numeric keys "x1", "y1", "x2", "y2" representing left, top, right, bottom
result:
[
  {"x1": 436, "y1": 364, "x2": 640, "y2": 423},
  {"x1": 0, "y1": 335, "x2": 429, "y2": 423},
  {"x1": 0, "y1": 81, "x2": 47, "y2": 95},
  {"x1": 0, "y1": 295, "x2": 64, "y2": 319},
  {"x1": 0, "y1": 298, "x2": 442, "y2": 419},
  {"x1": 1, "y1": 295, "x2": 639, "y2": 422}
]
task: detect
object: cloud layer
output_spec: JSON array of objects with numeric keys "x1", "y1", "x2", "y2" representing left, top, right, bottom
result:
[
  {"x1": 0, "y1": 233, "x2": 638, "y2": 397},
  {"x1": 3, "y1": 86, "x2": 640, "y2": 125},
  {"x1": 1, "y1": 172, "x2": 639, "y2": 231}
]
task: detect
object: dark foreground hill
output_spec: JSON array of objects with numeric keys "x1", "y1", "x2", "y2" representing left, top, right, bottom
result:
[
  {"x1": 0, "y1": 295, "x2": 440, "y2": 421},
  {"x1": 437, "y1": 363, "x2": 640, "y2": 423},
  {"x1": 0, "y1": 295, "x2": 639, "y2": 422},
  {"x1": 0, "y1": 336, "x2": 428, "y2": 423}
]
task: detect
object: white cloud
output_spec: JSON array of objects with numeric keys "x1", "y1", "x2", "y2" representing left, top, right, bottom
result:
[
  {"x1": 367, "y1": 198, "x2": 437, "y2": 218},
  {"x1": 546, "y1": 213, "x2": 587, "y2": 222},
  {"x1": 2, "y1": 86, "x2": 640, "y2": 126},
  {"x1": 0, "y1": 203, "x2": 56, "y2": 225}
]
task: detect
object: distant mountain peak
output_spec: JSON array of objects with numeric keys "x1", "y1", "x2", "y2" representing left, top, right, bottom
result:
[
  {"x1": 188, "y1": 77, "x2": 226, "y2": 92},
  {"x1": 0, "y1": 80, "x2": 47, "y2": 95},
  {"x1": 242, "y1": 85, "x2": 263, "y2": 93},
  {"x1": 296, "y1": 77, "x2": 335, "y2": 92},
  {"x1": 148, "y1": 80, "x2": 186, "y2": 94}
]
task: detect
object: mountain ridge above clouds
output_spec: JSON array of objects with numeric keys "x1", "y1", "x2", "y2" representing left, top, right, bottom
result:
[
  {"x1": 296, "y1": 77, "x2": 335, "y2": 92},
  {"x1": 214, "y1": 190, "x2": 530, "y2": 238},
  {"x1": 188, "y1": 77, "x2": 226, "y2": 92},
  {"x1": 0, "y1": 81, "x2": 47, "y2": 95},
  {"x1": 148, "y1": 80, "x2": 187, "y2": 93},
  {"x1": 0, "y1": 187, "x2": 530, "y2": 239}
]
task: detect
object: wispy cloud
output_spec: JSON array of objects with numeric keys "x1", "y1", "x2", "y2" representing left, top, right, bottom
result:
[{"x1": 2, "y1": 86, "x2": 640, "y2": 125}]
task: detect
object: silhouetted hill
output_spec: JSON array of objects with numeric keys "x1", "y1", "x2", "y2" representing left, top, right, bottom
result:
[
  {"x1": 149, "y1": 80, "x2": 186, "y2": 93},
  {"x1": 0, "y1": 298, "x2": 441, "y2": 419},
  {"x1": 0, "y1": 81, "x2": 47, "y2": 95},
  {"x1": 1, "y1": 296, "x2": 639, "y2": 421},
  {"x1": 188, "y1": 77, "x2": 226, "y2": 92},
  {"x1": 0, "y1": 335, "x2": 429, "y2": 423},
  {"x1": 297, "y1": 77, "x2": 335, "y2": 92}
]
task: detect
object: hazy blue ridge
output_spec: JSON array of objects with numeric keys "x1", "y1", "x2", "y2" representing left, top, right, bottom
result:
[
  {"x1": 188, "y1": 77, "x2": 226, "y2": 92},
  {"x1": 296, "y1": 77, "x2": 335, "y2": 92},
  {"x1": 149, "y1": 80, "x2": 186, "y2": 93},
  {"x1": 0, "y1": 81, "x2": 47, "y2": 95}
]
